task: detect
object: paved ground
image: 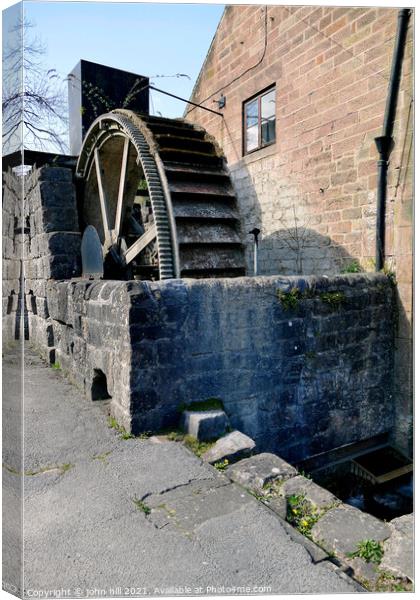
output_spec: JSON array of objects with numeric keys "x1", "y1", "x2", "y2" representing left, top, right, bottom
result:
[{"x1": 3, "y1": 344, "x2": 362, "y2": 597}]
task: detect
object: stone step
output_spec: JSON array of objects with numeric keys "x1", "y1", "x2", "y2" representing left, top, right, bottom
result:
[{"x1": 181, "y1": 409, "x2": 229, "y2": 442}]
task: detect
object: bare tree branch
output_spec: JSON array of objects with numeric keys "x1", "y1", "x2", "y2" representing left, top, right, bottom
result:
[{"x1": 2, "y1": 16, "x2": 68, "y2": 154}]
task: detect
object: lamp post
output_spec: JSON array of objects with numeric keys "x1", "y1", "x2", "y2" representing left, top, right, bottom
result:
[{"x1": 249, "y1": 228, "x2": 261, "y2": 276}]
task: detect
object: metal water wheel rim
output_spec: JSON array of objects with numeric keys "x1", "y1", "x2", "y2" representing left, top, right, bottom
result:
[
  {"x1": 76, "y1": 109, "x2": 245, "y2": 280},
  {"x1": 76, "y1": 111, "x2": 177, "y2": 279}
]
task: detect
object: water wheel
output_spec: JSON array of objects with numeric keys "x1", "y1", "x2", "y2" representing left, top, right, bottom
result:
[{"x1": 75, "y1": 110, "x2": 245, "y2": 280}]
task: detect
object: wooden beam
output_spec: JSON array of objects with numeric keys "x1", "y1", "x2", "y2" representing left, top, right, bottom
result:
[
  {"x1": 124, "y1": 224, "x2": 157, "y2": 265},
  {"x1": 94, "y1": 148, "x2": 111, "y2": 245},
  {"x1": 114, "y1": 138, "x2": 130, "y2": 239},
  {"x1": 376, "y1": 464, "x2": 413, "y2": 484}
]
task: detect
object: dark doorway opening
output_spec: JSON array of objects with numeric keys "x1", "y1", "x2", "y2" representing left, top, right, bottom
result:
[{"x1": 91, "y1": 369, "x2": 111, "y2": 401}]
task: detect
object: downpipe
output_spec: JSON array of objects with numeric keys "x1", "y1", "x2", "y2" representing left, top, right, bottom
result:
[{"x1": 374, "y1": 8, "x2": 410, "y2": 271}]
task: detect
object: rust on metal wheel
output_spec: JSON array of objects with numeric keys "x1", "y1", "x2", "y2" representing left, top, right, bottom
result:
[{"x1": 76, "y1": 109, "x2": 245, "y2": 280}]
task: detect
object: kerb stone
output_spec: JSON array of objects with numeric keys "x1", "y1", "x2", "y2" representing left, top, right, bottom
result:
[
  {"x1": 380, "y1": 513, "x2": 413, "y2": 581},
  {"x1": 202, "y1": 431, "x2": 256, "y2": 464},
  {"x1": 280, "y1": 475, "x2": 340, "y2": 511},
  {"x1": 311, "y1": 504, "x2": 391, "y2": 559},
  {"x1": 226, "y1": 452, "x2": 297, "y2": 492}
]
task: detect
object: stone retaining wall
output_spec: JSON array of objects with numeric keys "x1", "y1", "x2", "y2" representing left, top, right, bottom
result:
[
  {"x1": 38, "y1": 273, "x2": 393, "y2": 464},
  {"x1": 2, "y1": 170, "x2": 23, "y2": 341},
  {"x1": 2, "y1": 167, "x2": 395, "y2": 464}
]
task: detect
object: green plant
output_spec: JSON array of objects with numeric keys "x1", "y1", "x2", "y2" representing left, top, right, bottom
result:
[
  {"x1": 362, "y1": 570, "x2": 412, "y2": 593},
  {"x1": 51, "y1": 362, "x2": 61, "y2": 370},
  {"x1": 214, "y1": 459, "x2": 229, "y2": 471},
  {"x1": 304, "y1": 351, "x2": 317, "y2": 361},
  {"x1": 277, "y1": 287, "x2": 303, "y2": 310},
  {"x1": 262, "y1": 478, "x2": 284, "y2": 498},
  {"x1": 319, "y1": 291, "x2": 346, "y2": 309},
  {"x1": 24, "y1": 463, "x2": 73, "y2": 476},
  {"x1": 250, "y1": 490, "x2": 267, "y2": 502},
  {"x1": 178, "y1": 398, "x2": 224, "y2": 413},
  {"x1": 183, "y1": 435, "x2": 214, "y2": 458},
  {"x1": 348, "y1": 539, "x2": 384, "y2": 564},
  {"x1": 383, "y1": 269, "x2": 397, "y2": 286},
  {"x1": 107, "y1": 416, "x2": 134, "y2": 440},
  {"x1": 298, "y1": 470, "x2": 312, "y2": 480},
  {"x1": 286, "y1": 493, "x2": 320, "y2": 535},
  {"x1": 133, "y1": 497, "x2": 151, "y2": 515},
  {"x1": 3, "y1": 463, "x2": 19, "y2": 475},
  {"x1": 341, "y1": 260, "x2": 362, "y2": 273},
  {"x1": 92, "y1": 451, "x2": 112, "y2": 463},
  {"x1": 165, "y1": 430, "x2": 185, "y2": 442}
]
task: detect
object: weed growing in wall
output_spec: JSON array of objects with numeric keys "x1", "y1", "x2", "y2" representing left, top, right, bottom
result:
[
  {"x1": 277, "y1": 287, "x2": 302, "y2": 310},
  {"x1": 348, "y1": 539, "x2": 384, "y2": 564},
  {"x1": 108, "y1": 416, "x2": 135, "y2": 440},
  {"x1": 214, "y1": 459, "x2": 229, "y2": 471},
  {"x1": 183, "y1": 435, "x2": 215, "y2": 458},
  {"x1": 341, "y1": 261, "x2": 362, "y2": 273},
  {"x1": 319, "y1": 291, "x2": 346, "y2": 309},
  {"x1": 286, "y1": 493, "x2": 320, "y2": 535}
]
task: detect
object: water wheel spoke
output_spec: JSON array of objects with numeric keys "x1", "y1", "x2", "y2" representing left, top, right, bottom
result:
[
  {"x1": 124, "y1": 224, "x2": 157, "y2": 265},
  {"x1": 94, "y1": 148, "x2": 112, "y2": 246},
  {"x1": 114, "y1": 137, "x2": 130, "y2": 239}
]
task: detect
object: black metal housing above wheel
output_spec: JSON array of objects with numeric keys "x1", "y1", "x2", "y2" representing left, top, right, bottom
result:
[{"x1": 75, "y1": 109, "x2": 245, "y2": 280}]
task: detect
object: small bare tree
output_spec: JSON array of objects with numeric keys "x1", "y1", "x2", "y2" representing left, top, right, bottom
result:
[
  {"x1": 2, "y1": 17, "x2": 68, "y2": 154},
  {"x1": 278, "y1": 206, "x2": 312, "y2": 274}
]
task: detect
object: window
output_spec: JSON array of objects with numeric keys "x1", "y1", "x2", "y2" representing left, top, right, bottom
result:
[{"x1": 244, "y1": 87, "x2": 276, "y2": 154}]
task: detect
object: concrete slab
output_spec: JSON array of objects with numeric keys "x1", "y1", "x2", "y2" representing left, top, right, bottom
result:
[
  {"x1": 3, "y1": 345, "x2": 364, "y2": 595},
  {"x1": 145, "y1": 479, "x2": 254, "y2": 534}
]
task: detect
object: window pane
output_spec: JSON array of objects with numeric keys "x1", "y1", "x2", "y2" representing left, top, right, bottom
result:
[
  {"x1": 245, "y1": 99, "x2": 258, "y2": 128},
  {"x1": 261, "y1": 89, "x2": 276, "y2": 121},
  {"x1": 262, "y1": 118, "x2": 275, "y2": 145},
  {"x1": 246, "y1": 124, "x2": 259, "y2": 152}
]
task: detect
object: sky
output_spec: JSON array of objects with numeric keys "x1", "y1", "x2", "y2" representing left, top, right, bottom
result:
[{"x1": 3, "y1": 0, "x2": 225, "y2": 151}]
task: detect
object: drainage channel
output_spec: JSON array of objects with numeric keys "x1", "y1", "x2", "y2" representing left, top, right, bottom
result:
[{"x1": 298, "y1": 440, "x2": 413, "y2": 521}]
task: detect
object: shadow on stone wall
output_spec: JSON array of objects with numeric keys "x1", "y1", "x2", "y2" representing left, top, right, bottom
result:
[
  {"x1": 230, "y1": 159, "x2": 412, "y2": 458},
  {"x1": 232, "y1": 164, "x2": 361, "y2": 276}
]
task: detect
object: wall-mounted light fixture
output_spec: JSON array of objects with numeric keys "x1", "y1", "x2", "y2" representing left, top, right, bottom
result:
[{"x1": 217, "y1": 95, "x2": 226, "y2": 109}]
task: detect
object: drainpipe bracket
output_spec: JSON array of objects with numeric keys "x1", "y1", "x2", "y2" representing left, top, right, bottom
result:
[{"x1": 374, "y1": 135, "x2": 393, "y2": 159}]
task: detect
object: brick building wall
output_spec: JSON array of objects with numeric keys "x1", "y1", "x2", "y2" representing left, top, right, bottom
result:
[{"x1": 187, "y1": 5, "x2": 413, "y2": 455}]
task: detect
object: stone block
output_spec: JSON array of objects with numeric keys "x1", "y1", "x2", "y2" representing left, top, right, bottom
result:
[
  {"x1": 225, "y1": 452, "x2": 297, "y2": 492},
  {"x1": 202, "y1": 431, "x2": 256, "y2": 464},
  {"x1": 279, "y1": 475, "x2": 340, "y2": 511},
  {"x1": 182, "y1": 410, "x2": 229, "y2": 442},
  {"x1": 39, "y1": 181, "x2": 76, "y2": 208},
  {"x1": 380, "y1": 513, "x2": 413, "y2": 582},
  {"x1": 265, "y1": 495, "x2": 288, "y2": 520},
  {"x1": 38, "y1": 167, "x2": 73, "y2": 183},
  {"x1": 41, "y1": 206, "x2": 79, "y2": 233},
  {"x1": 311, "y1": 504, "x2": 391, "y2": 559}
]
